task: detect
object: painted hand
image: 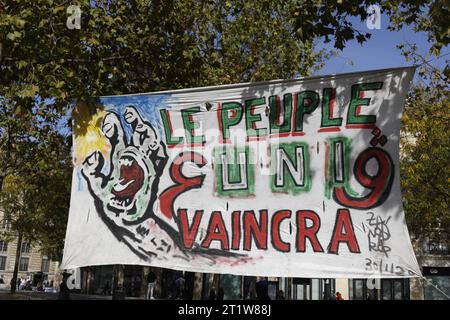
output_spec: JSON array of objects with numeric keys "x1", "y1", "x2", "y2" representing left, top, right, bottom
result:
[{"x1": 81, "y1": 106, "x2": 176, "y2": 260}]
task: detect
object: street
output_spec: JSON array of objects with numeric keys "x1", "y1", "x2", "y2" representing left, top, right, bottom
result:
[{"x1": 0, "y1": 289, "x2": 145, "y2": 300}]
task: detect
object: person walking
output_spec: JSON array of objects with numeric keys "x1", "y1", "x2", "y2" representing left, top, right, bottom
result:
[
  {"x1": 208, "y1": 287, "x2": 216, "y2": 300},
  {"x1": 58, "y1": 273, "x2": 71, "y2": 300},
  {"x1": 276, "y1": 290, "x2": 285, "y2": 300},
  {"x1": 336, "y1": 291, "x2": 344, "y2": 300},
  {"x1": 255, "y1": 277, "x2": 270, "y2": 300},
  {"x1": 37, "y1": 281, "x2": 44, "y2": 292},
  {"x1": 217, "y1": 288, "x2": 224, "y2": 300},
  {"x1": 174, "y1": 273, "x2": 185, "y2": 300},
  {"x1": 102, "y1": 281, "x2": 111, "y2": 295},
  {"x1": 146, "y1": 271, "x2": 156, "y2": 300}
]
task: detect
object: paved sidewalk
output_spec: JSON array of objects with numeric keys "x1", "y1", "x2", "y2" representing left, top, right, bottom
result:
[{"x1": 0, "y1": 289, "x2": 147, "y2": 300}]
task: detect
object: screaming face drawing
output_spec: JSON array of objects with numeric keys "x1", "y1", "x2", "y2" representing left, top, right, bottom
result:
[
  {"x1": 82, "y1": 106, "x2": 166, "y2": 222},
  {"x1": 81, "y1": 105, "x2": 241, "y2": 263},
  {"x1": 81, "y1": 106, "x2": 178, "y2": 260}
]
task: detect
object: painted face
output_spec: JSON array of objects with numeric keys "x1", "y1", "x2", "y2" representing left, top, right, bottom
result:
[
  {"x1": 108, "y1": 147, "x2": 154, "y2": 219},
  {"x1": 81, "y1": 106, "x2": 164, "y2": 225}
]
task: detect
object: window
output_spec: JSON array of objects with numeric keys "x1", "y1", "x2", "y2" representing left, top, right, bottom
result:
[
  {"x1": 18, "y1": 257, "x2": 29, "y2": 271},
  {"x1": 267, "y1": 278, "x2": 279, "y2": 300},
  {"x1": 349, "y1": 279, "x2": 378, "y2": 300},
  {"x1": 219, "y1": 274, "x2": 242, "y2": 300},
  {"x1": 382, "y1": 280, "x2": 391, "y2": 300},
  {"x1": 354, "y1": 279, "x2": 365, "y2": 300},
  {"x1": 293, "y1": 278, "x2": 335, "y2": 300},
  {"x1": 1, "y1": 216, "x2": 11, "y2": 230},
  {"x1": 422, "y1": 230, "x2": 450, "y2": 255},
  {"x1": 349, "y1": 278, "x2": 410, "y2": 300},
  {"x1": 0, "y1": 256, "x2": 6, "y2": 270},
  {"x1": 423, "y1": 267, "x2": 450, "y2": 300},
  {"x1": 21, "y1": 242, "x2": 31, "y2": 255},
  {"x1": 0, "y1": 240, "x2": 7, "y2": 252},
  {"x1": 381, "y1": 279, "x2": 410, "y2": 300},
  {"x1": 41, "y1": 256, "x2": 50, "y2": 273}
]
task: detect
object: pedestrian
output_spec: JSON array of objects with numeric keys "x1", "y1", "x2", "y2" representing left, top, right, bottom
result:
[
  {"x1": 174, "y1": 273, "x2": 185, "y2": 300},
  {"x1": 37, "y1": 281, "x2": 44, "y2": 292},
  {"x1": 208, "y1": 287, "x2": 216, "y2": 300},
  {"x1": 146, "y1": 271, "x2": 156, "y2": 300},
  {"x1": 58, "y1": 272, "x2": 71, "y2": 300},
  {"x1": 24, "y1": 280, "x2": 32, "y2": 291},
  {"x1": 276, "y1": 290, "x2": 285, "y2": 300},
  {"x1": 102, "y1": 281, "x2": 111, "y2": 295},
  {"x1": 255, "y1": 277, "x2": 270, "y2": 300},
  {"x1": 17, "y1": 278, "x2": 21, "y2": 290},
  {"x1": 336, "y1": 291, "x2": 344, "y2": 300},
  {"x1": 217, "y1": 288, "x2": 224, "y2": 300}
]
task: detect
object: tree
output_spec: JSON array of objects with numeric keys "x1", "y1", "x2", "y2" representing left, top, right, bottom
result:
[
  {"x1": 0, "y1": 0, "x2": 326, "y2": 107},
  {"x1": 1, "y1": 0, "x2": 327, "y2": 294},
  {"x1": 0, "y1": 96, "x2": 71, "y2": 293},
  {"x1": 385, "y1": 0, "x2": 449, "y2": 55},
  {"x1": 400, "y1": 71, "x2": 449, "y2": 242},
  {"x1": 0, "y1": 0, "x2": 328, "y2": 231},
  {"x1": 287, "y1": 0, "x2": 450, "y2": 241},
  {"x1": 1, "y1": 0, "x2": 448, "y2": 296},
  {"x1": 2, "y1": 1, "x2": 447, "y2": 108},
  {"x1": 288, "y1": 1, "x2": 448, "y2": 54},
  {"x1": 392, "y1": 0, "x2": 450, "y2": 242}
]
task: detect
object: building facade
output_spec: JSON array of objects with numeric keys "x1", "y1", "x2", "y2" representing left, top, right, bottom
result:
[
  {"x1": 75, "y1": 232, "x2": 450, "y2": 300},
  {"x1": 0, "y1": 211, "x2": 60, "y2": 289},
  {"x1": 412, "y1": 230, "x2": 450, "y2": 300}
]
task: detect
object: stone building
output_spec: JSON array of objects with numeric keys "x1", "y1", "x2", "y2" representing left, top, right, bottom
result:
[
  {"x1": 3, "y1": 203, "x2": 445, "y2": 299},
  {"x1": 75, "y1": 231, "x2": 449, "y2": 300},
  {"x1": 0, "y1": 211, "x2": 60, "y2": 289}
]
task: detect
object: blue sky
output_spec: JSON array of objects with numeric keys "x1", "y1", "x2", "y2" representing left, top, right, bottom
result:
[{"x1": 313, "y1": 14, "x2": 449, "y2": 81}]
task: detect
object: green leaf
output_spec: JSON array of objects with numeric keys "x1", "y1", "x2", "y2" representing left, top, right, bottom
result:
[
  {"x1": 52, "y1": 6, "x2": 65, "y2": 14},
  {"x1": 17, "y1": 60, "x2": 28, "y2": 69},
  {"x1": 19, "y1": 84, "x2": 39, "y2": 98},
  {"x1": 54, "y1": 80, "x2": 65, "y2": 89},
  {"x1": 6, "y1": 31, "x2": 22, "y2": 41},
  {"x1": 14, "y1": 18, "x2": 26, "y2": 28}
]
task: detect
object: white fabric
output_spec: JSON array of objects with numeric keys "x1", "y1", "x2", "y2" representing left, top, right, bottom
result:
[{"x1": 61, "y1": 67, "x2": 421, "y2": 278}]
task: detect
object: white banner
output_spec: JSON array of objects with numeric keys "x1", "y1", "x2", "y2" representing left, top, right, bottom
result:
[{"x1": 61, "y1": 67, "x2": 421, "y2": 278}]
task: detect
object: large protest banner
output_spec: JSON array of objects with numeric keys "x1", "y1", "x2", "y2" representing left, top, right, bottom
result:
[{"x1": 61, "y1": 67, "x2": 421, "y2": 278}]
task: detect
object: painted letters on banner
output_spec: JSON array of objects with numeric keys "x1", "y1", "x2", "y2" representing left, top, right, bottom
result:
[{"x1": 61, "y1": 67, "x2": 421, "y2": 278}]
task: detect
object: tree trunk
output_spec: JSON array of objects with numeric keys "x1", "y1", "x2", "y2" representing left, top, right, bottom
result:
[
  {"x1": 140, "y1": 266, "x2": 150, "y2": 298},
  {"x1": 86, "y1": 267, "x2": 95, "y2": 294},
  {"x1": 248, "y1": 277, "x2": 257, "y2": 300},
  {"x1": 192, "y1": 273, "x2": 203, "y2": 300},
  {"x1": 10, "y1": 232, "x2": 22, "y2": 294},
  {"x1": 154, "y1": 267, "x2": 162, "y2": 299},
  {"x1": 112, "y1": 264, "x2": 125, "y2": 299},
  {"x1": 212, "y1": 273, "x2": 220, "y2": 298},
  {"x1": 286, "y1": 278, "x2": 292, "y2": 300}
]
